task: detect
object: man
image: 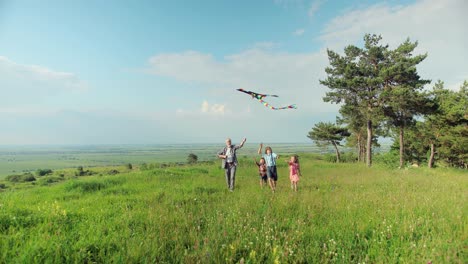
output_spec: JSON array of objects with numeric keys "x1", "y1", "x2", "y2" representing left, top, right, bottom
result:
[{"x1": 217, "y1": 137, "x2": 247, "y2": 191}]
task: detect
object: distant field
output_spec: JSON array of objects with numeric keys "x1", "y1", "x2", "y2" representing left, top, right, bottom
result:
[
  {"x1": 0, "y1": 143, "x2": 353, "y2": 179},
  {"x1": 0, "y1": 154, "x2": 465, "y2": 262}
]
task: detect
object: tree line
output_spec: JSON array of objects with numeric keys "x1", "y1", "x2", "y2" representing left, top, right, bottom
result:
[{"x1": 308, "y1": 34, "x2": 467, "y2": 169}]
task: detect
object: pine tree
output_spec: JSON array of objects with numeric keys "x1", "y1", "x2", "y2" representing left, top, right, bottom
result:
[{"x1": 307, "y1": 122, "x2": 350, "y2": 162}]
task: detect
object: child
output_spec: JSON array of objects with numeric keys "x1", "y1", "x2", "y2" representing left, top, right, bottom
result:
[
  {"x1": 254, "y1": 157, "x2": 268, "y2": 188},
  {"x1": 288, "y1": 155, "x2": 301, "y2": 192},
  {"x1": 258, "y1": 143, "x2": 279, "y2": 192}
]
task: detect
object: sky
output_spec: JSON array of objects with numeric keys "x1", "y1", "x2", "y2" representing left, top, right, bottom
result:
[{"x1": 0, "y1": 0, "x2": 466, "y2": 145}]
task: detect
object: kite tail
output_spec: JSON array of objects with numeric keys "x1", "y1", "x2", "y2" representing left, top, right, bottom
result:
[
  {"x1": 258, "y1": 99, "x2": 296, "y2": 110},
  {"x1": 270, "y1": 104, "x2": 297, "y2": 110},
  {"x1": 259, "y1": 99, "x2": 276, "y2": 110}
]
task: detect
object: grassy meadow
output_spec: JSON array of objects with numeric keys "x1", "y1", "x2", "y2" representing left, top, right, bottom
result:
[{"x1": 0, "y1": 153, "x2": 466, "y2": 263}]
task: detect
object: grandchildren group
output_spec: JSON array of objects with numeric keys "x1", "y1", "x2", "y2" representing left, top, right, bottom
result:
[
  {"x1": 254, "y1": 143, "x2": 301, "y2": 192},
  {"x1": 218, "y1": 138, "x2": 302, "y2": 192}
]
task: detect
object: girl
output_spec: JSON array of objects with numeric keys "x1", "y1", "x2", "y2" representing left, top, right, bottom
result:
[
  {"x1": 254, "y1": 157, "x2": 268, "y2": 188},
  {"x1": 288, "y1": 155, "x2": 301, "y2": 191},
  {"x1": 258, "y1": 143, "x2": 279, "y2": 192}
]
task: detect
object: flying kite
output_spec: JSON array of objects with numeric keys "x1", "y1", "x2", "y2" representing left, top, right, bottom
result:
[{"x1": 237, "y1": 88, "x2": 297, "y2": 110}]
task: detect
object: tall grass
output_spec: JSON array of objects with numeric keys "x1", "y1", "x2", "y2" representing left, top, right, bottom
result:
[{"x1": 0, "y1": 154, "x2": 466, "y2": 263}]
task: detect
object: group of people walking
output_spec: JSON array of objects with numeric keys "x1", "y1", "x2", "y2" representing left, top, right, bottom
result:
[{"x1": 217, "y1": 138, "x2": 301, "y2": 192}]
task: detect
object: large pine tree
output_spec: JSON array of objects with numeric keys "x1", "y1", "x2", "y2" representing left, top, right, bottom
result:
[
  {"x1": 321, "y1": 34, "x2": 388, "y2": 167},
  {"x1": 382, "y1": 39, "x2": 431, "y2": 168}
]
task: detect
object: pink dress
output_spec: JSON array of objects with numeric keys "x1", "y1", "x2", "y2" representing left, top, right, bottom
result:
[{"x1": 289, "y1": 162, "x2": 300, "y2": 182}]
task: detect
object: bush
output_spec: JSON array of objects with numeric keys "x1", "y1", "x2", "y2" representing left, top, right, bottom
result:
[
  {"x1": 187, "y1": 153, "x2": 198, "y2": 164},
  {"x1": 6, "y1": 174, "x2": 21, "y2": 182},
  {"x1": 36, "y1": 169, "x2": 53, "y2": 176},
  {"x1": 341, "y1": 152, "x2": 358, "y2": 163},
  {"x1": 66, "y1": 181, "x2": 106, "y2": 193},
  {"x1": 107, "y1": 169, "x2": 120, "y2": 175},
  {"x1": 75, "y1": 166, "x2": 96, "y2": 176},
  {"x1": 0, "y1": 183, "x2": 6, "y2": 189},
  {"x1": 140, "y1": 163, "x2": 148, "y2": 170},
  {"x1": 126, "y1": 163, "x2": 133, "y2": 170},
  {"x1": 21, "y1": 173, "x2": 37, "y2": 182},
  {"x1": 38, "y1": 176, "x2": 65, "y2": 186},
  {"x1": 6, "y1": 173, "x2": 36, "y2": 183},
  {"x1": 374, "y1": 151, "x2": 400, "y2": 168}
]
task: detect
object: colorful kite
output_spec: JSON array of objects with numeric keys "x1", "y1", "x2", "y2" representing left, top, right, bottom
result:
[{"x1": 237, "y1": 88, "x2": 297, "y2": 110}]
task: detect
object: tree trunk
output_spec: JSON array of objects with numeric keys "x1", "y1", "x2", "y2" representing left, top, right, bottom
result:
[
  {"x1": 366, "y1": 120, "x2": 373, "y2": 167},
  {"x1": 428, "y1": 143, "x2": 435, "y2": 168},
  {"x1": 361, "y1": 138, "x2": 366, "y2": 163},
  {"x1": 333, "y1": 142, "x2": 341, "y2": 163},
  {"x1": 399, "y1": 126, "x2": 404, "y2": 169},
  {"x1": 357, "y1": 133, "x2": 362, "y2": 162}
]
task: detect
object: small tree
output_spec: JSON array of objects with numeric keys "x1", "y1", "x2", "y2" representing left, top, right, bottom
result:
[
  {"x1": 307, "y1": 122, "x2": 350, "y2": 162},
  {"x1": 126, "y1": 163, "x2": 133, "y2": 170},
  {"x1": 187, "y1": 153, "x2": 198, "y2": 164}
]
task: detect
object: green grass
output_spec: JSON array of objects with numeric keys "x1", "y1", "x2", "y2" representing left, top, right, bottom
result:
[{"x1": 0, "y1": 154, "x2": 466, "y2": 263}]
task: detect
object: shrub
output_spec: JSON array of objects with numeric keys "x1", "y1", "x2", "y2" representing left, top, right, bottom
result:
[
  {"x1": 107, "y1": 169, "x2": 120, "y2": 175},
  {"x1": 374, "y1": 150, "x2": 400, "y2": 168},
  {"x1": 0, "y1": 183, "x2": 6, "y2": 189},
  {"x1": 6, "y1": 174, "x2": 21, "y2": 182},
  {"x1": 75, "y1": 166, "x2": 96, "y2": 176},
  {"x1": 21, "y1": 173, "x2": 37, "y2": 182},
  {"x1": 187, "y1": 153, "x2": 198, "y2": 164},
  {"x1": 126, "y1": 163, "x2": 132, "y2": 170},
  {"x1": 6, "y1": 173, "x2": 36, "y2": 182},
  {"x1": 66, "y1": 181, "x2": 106, "y2": 193},
  {"x1": 38, "y1": 176, "x2": 65, "y2": 186},
  {"x1": 341, "y1": 152, "x2": 358, "y2": 163},
  {"x1": 36, "y1": 169, "x2": 53, "y2": 176}
]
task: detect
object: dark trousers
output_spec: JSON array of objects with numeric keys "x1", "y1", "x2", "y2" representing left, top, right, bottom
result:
[{"x1": 225, "y1": 164, "x2": 236, "y2": 191}]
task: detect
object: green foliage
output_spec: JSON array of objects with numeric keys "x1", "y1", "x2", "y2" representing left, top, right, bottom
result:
[
  {"x1": 6, "y1": 173, "x2": 36, "y2": 183},
  {"x1": 0, "y1": 183, "x2": 6, "y2": 189},
  {"x1": 323, "y1": 152, "x2": 358, "y2": 163},
  {"x1": 400, "y1": 81, "x2": 468, "y2": 168},
  {"x1": 307, "y1": 122, "x2": 349, "y2": 147},
  {"x1": 374, "y1": 151, "x2": 400, "y2": 168},
  {"x1": 308, "y1": 121, "x2": 350, "y2": 163},
  {"x1": 126, "y1": 163, "x2": 133, "y2": 170},
  {"x1": 75, "y1": 166, "x2": 96, "y2": 176},
  {"x1": 187, "y1": 153, "x2": 198, "y2": 164},
  {"x1": 107, "y1": 169, "x2": 120, "y2": 175},
  {"x1": 38, "y1": 176, "x2": 65, "y2": 186},
  {"x1": 36, "y1": 168, "x2": 53, "y2": 176},
  {"x1": 321, "y1": 34, "x2": 431, "y2": 167}
]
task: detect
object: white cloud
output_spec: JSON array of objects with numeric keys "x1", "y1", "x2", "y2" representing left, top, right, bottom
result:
[
  {"x1": 308, "y1": 0, "x2": 325, "y2": 18},
  {"x1": 293, "y1": 28, "x2": 305, "y2": 36},
  {"x1": 201, "y1": 100, "x2": 225, "y2": 115},
  {"x1": 0, "y1": 56, "x2": 88, "y2": 92},
  {"x1": 0, "y1": 56, "x2": 89, "y2": 108},
  {"x1": 319, "y1": 0, "x2": 468, "y2": 90},
  {"x1": 147, "y1": 46, "x2": 334, "y2": 114}
]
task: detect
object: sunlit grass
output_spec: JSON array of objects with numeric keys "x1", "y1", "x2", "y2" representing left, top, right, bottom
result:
[{"x1": 0, "y1": 154, "x2": 466, "y2": 263}]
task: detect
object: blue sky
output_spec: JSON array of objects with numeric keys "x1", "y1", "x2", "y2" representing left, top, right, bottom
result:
[{"x1": 0, "y1": 0, "x2": 466, "y2": 145}]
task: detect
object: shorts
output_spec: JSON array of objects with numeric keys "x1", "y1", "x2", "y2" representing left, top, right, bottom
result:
[
  {"x1": 259, "y1": 174, "x2": 267, "y2": 181},
  {"x1": 266, "y1": 166, "x2": 278, "y2": 181}
]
